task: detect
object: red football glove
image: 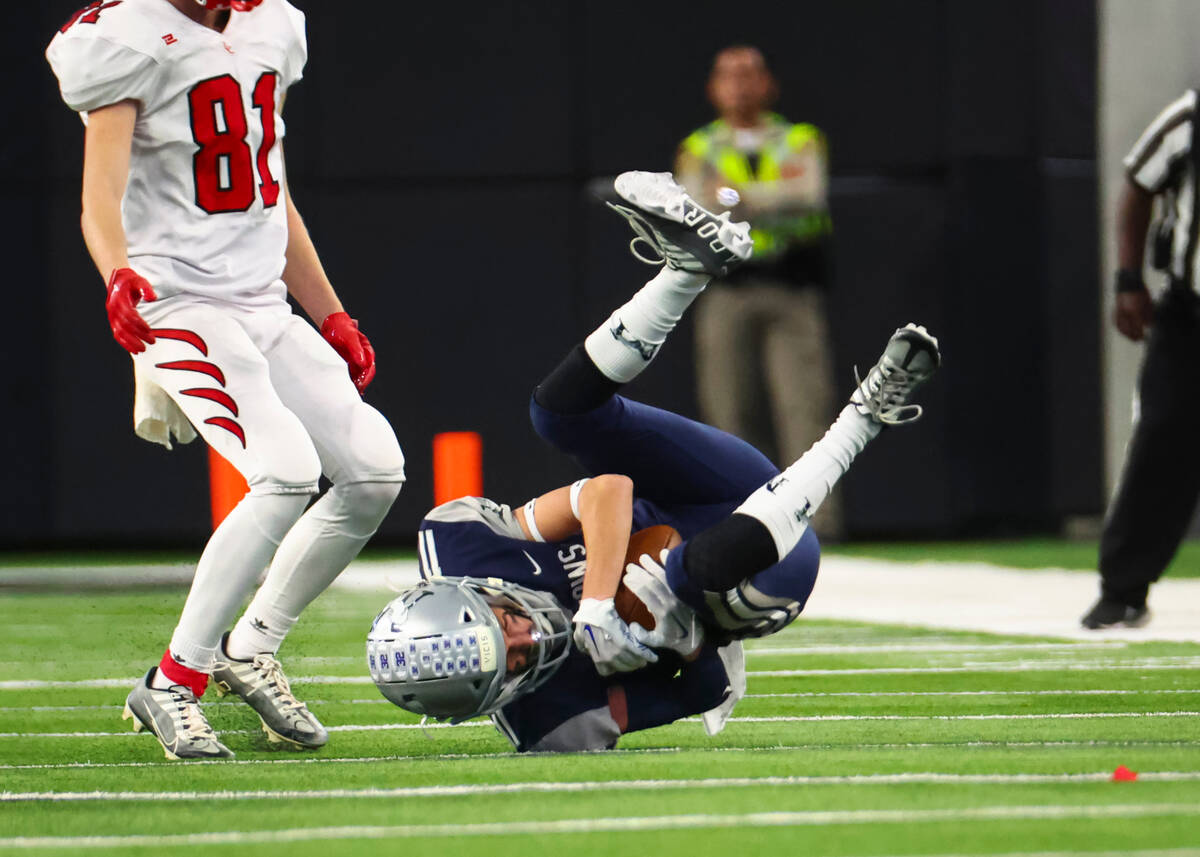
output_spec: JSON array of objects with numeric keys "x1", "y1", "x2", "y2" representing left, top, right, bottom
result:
[
  {"x1": 106, "y1": 268, "x2": 158, "y2": 354},
  {"x1": 321, "y1": 311, "x2": 376, "y2": 394}
]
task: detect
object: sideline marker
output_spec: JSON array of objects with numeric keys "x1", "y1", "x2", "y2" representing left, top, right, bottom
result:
[
  {"x1": 433, "y1": 432, "x2": 483, "y2": 506},
  {"x1": 209, "y1": 447, "x2": 250, "y2": 529}
]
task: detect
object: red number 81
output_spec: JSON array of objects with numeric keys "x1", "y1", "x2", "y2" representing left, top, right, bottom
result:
[{"x1": 188, "y1": 72, "x2": 281, "y2": 215}]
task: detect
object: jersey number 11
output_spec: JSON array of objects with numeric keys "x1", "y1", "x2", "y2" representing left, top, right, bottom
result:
[{"x1": 188, "y1": 72, "x2": 280, "y2": 215}]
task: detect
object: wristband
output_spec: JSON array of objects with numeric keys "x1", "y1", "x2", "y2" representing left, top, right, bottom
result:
[
  {"x1": 568, "y1": 478, "x2": 591, "y2": 520},
  {"x1": 1115, "y1": 269, "x2": 1146, "y2": 294}
]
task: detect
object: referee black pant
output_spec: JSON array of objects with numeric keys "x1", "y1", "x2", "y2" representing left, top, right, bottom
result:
[{"x1": 1100, "y1": 287, "x2": 1200, "y2": 606}]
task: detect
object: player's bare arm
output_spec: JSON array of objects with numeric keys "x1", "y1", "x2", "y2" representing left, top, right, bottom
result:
[
  {"x1": 282, "y1": 182, "x2": 378, "y2": 392},
  {"x1": 81, "y1": 99, "x2": 158, "y2": 354},
  {"x1": 514, "y1": 475, "x2": 634, "y2": 600},
  {"x1": 577, "y1": 475, "x2": 634, "y2": 601},
  {"x1": 281, "y1": 183, "x2": 343, "y2": 323},
  {"x1": 518, "y1": 475, "x2": 651, "y2": 677},
  {"x1": 81, "y1": 101, "x2": 137, "y2": 279}
]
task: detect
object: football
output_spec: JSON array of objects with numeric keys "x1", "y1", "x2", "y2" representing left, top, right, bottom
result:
[{"x1": 613, "y1": 524, "x2": 682, "y2": 630}]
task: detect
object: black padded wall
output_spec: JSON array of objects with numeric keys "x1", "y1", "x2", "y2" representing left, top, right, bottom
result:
[{"x1": 4, "y1": 0, "x2": 1100, "y2": 546}]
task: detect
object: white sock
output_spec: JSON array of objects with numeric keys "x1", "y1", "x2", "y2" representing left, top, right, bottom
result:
[
  {"x1": 166, "y1": 492, "x2": 310, "y2": 672},
  {"x1": 226, "y1": 481, "x2": 402, "y2": 658},
  {"x1": 735, "y1": 405, "x2": 881, "y2": 558},
  {"x1": 150, "y1": 669, "x2": 177, "y2": 690},
  {"x1": 583, "y1": 266, "x2": 709, "y2": 383}
]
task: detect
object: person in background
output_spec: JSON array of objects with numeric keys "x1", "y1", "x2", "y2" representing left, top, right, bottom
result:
[
  {"x1": 675, "y1": 45, "x2": 840, "y2": 540},
  {"x1": 1084, "y1": 90, "x2": 1200, "y2": 629}
]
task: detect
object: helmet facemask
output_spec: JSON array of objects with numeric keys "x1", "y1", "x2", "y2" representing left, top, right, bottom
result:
[{"x1": 481, "y1": 580, "x2": 573, "y2": 712}]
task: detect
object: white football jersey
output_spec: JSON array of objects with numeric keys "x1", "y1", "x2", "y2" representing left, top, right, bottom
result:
[{"x1": 46, "y1": 0, "x2": 307, "y2": 305}]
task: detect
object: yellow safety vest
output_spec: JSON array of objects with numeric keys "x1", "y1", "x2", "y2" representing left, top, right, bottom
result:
[{"x1": 683, "y1": 114, "x2": 833, "y2": 259}]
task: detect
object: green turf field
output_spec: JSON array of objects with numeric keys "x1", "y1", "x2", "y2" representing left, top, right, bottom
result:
[{"x1": 2, "y1": 566, "x2": 1199, "y2": 855}]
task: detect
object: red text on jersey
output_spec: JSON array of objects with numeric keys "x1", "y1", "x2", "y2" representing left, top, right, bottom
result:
[
  {"x1": 188, "y1": 73, "x2": 282, "y2": 215},
  {"x1": 60, "y1": 1, "x2": 123, "y2": 33}
]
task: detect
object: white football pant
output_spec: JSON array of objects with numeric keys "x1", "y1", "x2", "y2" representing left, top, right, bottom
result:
[{"x1": 133, "y1": 296, "x2": 405, "y2": 671}]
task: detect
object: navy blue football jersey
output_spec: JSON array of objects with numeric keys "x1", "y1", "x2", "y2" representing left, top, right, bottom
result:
[
  {"x1": 416, "y1": 495, "x2": 734, "y2": 752},
  {"x1": 417, "y1": 496, "x2": 589, "y2": 609}
]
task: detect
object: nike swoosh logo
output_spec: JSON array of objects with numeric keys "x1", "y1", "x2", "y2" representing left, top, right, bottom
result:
[{"x1": 522, "y1": 550, "x2": 542, "y2": 576}]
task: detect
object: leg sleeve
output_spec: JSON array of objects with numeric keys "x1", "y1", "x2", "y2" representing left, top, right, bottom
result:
[{"x1": 227, "y1": 317, "x2": 407, "y2": 655}]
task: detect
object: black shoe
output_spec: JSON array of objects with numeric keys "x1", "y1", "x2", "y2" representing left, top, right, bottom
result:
[
  {"x1": 1081, "y1": 597, "x2": 1150, "y2": 629},
  {"x1": 604, "y1": 171, "x2": 753, "y2": 278}
]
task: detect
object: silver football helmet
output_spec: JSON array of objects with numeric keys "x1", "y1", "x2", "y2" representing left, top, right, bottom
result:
[{"x1": 367, "y1": 576, "x2": 572, "y2": 723}]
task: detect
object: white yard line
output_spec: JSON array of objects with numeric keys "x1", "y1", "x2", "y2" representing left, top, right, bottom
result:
[
  {"x1": 1, "y1": 740, "x2": 1189, "y2": 772},
  {"x1": 7, "y1": 656, "x2": 1200, "y2": 692},
  {"x1": 3, "y1": 804, "x2": 1199, "y2": 848},
  {"x1": 745, "y1": 689, "x2": 1200, "y2": 699},
  {"x1": 749, "y1": 660, "x2": 1200, "y2": 676},
  {"x1": 722, "y1": 712, "x2": 1200, "y2": 722},
  {"x1": 3, "y1": 711, "x2": 1197, "y2": 740},
  {"x1": 8, "y1": 687, "x2": 1195, "y2": 714},
  {"x1": 743, "y1": 642, "x2": 1130, "y2": 655},
  {"x1": 877, "y1": 851, "x2": 1200, "y2": 857},
  {"x1": 0, "y1": 676, "x2": 372, "y2": 690},
  {"x1": 0, "y1": 721, "x2": 489, "y2": 739},
  {"x1": 5, "y1": 770, "x2": 1200, "y2": 803}
]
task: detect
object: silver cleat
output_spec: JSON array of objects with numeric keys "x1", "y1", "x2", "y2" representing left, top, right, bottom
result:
[
  {"x1": 605, "y1": 171, "x2": 753, "y2": 278},
  {"x1": 851, "y1": 323, "x2": 941, "y2": 425},
  {"x1": 212, "y1": 641, "x2": 327, "y2": 749},
  {"x1": 122, "y1": 667, "x2": 233, "y2": 761}
]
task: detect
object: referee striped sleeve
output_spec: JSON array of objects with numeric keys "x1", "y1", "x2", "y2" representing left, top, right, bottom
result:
[{"x1": 1124, "y1": 90, "x2": 1196, "y2": 192}]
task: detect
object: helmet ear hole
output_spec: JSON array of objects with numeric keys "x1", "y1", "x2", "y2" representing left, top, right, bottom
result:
[{"x1": 459, "y1": 607, "x2": 476, "y2": 623}]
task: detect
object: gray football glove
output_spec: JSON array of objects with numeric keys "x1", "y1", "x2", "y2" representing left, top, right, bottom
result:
[
  {"x1": 572, "y1": 597, "x2": 658, "y2": 676},
  {"x1": 623, "y1": 549, "x2": 705, "y2": 659}
]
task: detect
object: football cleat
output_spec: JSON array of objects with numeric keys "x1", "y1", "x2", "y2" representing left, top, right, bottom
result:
[
  {"x1": 605, "y1": 171, "x2": 752, "y2": 278},
  {"x1": 211, "y1": 638, "x2": 327, "y2": 749},
  {"x1": 122, "y1": 668, "x2": 234, "y2": 761},
  {"x1": 1081, "y1": 597, "x2": 1151, "y2": 630},
  {"x1": 850, "y1": 323, "x2": 941, "y2": 425}
]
